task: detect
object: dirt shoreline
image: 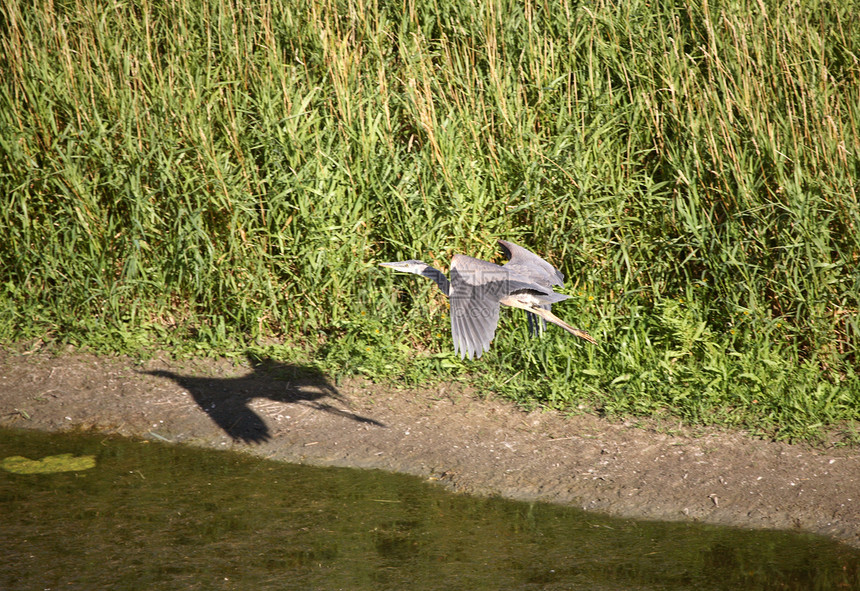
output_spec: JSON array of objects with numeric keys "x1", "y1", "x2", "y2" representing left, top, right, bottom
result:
[{"x1": 2, "y1": 351, "x2": 858, "y2": 549}]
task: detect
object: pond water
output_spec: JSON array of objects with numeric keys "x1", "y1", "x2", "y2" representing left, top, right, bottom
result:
[{"x1": 1, "y1": 427, "x2": 858, "y2": 590}]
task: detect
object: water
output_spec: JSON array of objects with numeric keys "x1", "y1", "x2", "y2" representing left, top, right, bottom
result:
[{"x1": 1, "y1": 427, "x2": 858, "y2": 591}]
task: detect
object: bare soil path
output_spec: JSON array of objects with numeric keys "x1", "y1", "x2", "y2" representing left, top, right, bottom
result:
[{"x1": 2, "y1": 351, "x2": 858, "y2": 548}]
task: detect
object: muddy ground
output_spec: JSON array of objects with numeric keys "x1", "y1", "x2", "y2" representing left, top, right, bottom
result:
[{"x1": 1, "y1": 350, "x2": 858, "y2": 549}]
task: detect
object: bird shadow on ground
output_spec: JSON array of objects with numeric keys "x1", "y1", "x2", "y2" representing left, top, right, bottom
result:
[{"x1": 142, "y1": 353, "x2": 385, "y2": 444}]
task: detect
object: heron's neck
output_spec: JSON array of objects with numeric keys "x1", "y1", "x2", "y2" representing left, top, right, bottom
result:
[{"x1": 421, "y1": 266, "x2": 450, "y2": 296}]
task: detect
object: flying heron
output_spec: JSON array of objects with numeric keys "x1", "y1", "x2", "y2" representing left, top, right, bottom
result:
[{"x1": 380, "y1": 240, "x2": 597, "y2": 359}]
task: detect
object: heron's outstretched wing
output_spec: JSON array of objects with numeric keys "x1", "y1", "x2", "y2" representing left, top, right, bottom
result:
[
  {"x1": 449, "y1": 255, "x2": 541, "y2": 359},
  {"x1": 499, "y1": 240, "x2": 564, "y2": 334},
  {"x1": 498, "y1": 240, "x2": 564, "y2": 287}
]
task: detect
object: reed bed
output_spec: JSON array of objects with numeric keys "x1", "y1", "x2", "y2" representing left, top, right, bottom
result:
[{"x1": 1, "y1": 0, "x2": 858, "y2": 441}]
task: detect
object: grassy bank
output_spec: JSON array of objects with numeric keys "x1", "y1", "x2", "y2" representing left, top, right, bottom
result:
[{"x1": 1, "y1": 0, "x2": 858, "y2": 441}]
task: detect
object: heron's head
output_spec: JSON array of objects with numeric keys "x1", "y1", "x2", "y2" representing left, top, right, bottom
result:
[{"x1": 378, "y1": 260, "x2": 430, "y2": 275}]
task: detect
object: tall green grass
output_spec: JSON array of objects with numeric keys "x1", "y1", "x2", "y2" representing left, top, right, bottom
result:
[{"x1": 1, "y1": 0, "x2": 858, "y2": 441}]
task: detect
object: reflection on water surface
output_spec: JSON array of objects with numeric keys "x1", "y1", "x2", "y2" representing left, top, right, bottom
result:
[{"x1": 1, "y1": 427, "x2": 858, "y2": 590}]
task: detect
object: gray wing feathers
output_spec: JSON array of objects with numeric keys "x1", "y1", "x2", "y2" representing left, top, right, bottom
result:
[
  {"x1": 451, "y1": 296, "x2": 499, "y2": 359},
  {"x1": 450, "y1": 254, "x2": 539, "y2": 359},
  {"x1": 450, "y1": 289, "x2": 497, "y2": 359},
  {"x1": 450, "y1": 255, "x2": 505, "y2": 359},
  {"x1": 498, "y1": 241, "x2": 564, "y2": 337},
  {"x1": 498, "y1": 240, "x2": 564, "y2": 287}
]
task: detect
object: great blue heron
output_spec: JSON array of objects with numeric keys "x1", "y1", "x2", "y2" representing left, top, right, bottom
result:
[{"x1": 380, "y1": 240, "x2": 597, "y2": 359}]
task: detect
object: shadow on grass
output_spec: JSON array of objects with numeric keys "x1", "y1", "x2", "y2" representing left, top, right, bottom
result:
[{"x1": 143, "y1": 352, "x2": 385, "y2": 444}]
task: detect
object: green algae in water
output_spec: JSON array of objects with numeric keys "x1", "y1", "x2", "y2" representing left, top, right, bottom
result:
[
  {"x1": 1, "y1": 453, "x2": 96, "y2": 474},
  {"x1": 1, "y1": 427, "x2": 858, "y2": 590}
]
